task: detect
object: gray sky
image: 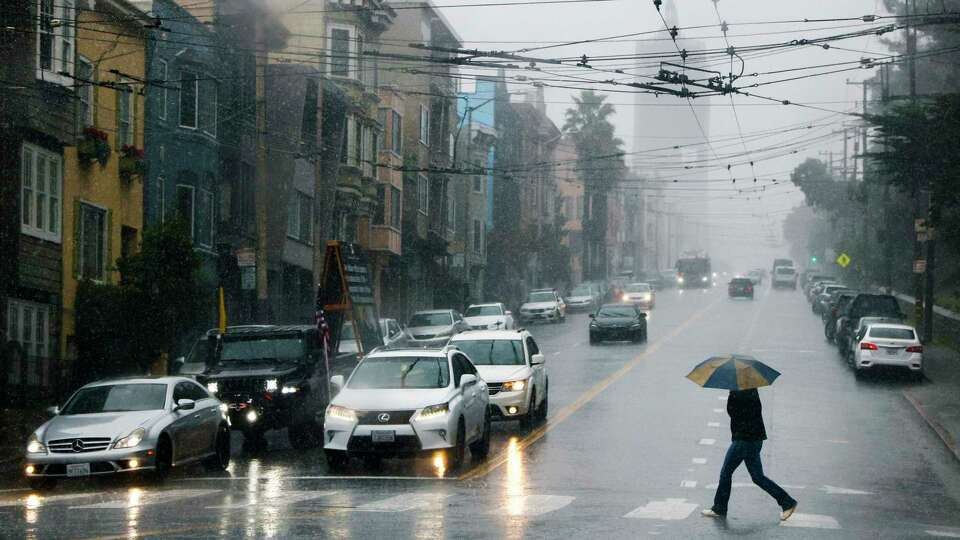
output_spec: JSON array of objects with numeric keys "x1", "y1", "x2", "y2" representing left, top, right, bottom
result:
[{"x1": 439, "y1": 0, "x2": 891, "y2": 268}]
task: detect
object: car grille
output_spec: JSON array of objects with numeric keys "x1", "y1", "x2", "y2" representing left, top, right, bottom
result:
[
  {"x1": 48, "y1": 437, "x2": 113, "y2": 453},
  {"x1": 216, "y1": 377, "x2": 265, "y2": 393},
  {"x1": 487, "y1": 383, "x2": 503, "y2": 395},
  {"x1": 412, "y1": 334, "x2": 436, "y2": 340},
  {"x1": 356, "y1": 410, "x2": 416, "y2": 425}
]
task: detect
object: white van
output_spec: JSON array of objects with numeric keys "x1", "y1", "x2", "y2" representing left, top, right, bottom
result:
[{"x1": 773, "y1": 266, "x2": 798, "y2": 290}]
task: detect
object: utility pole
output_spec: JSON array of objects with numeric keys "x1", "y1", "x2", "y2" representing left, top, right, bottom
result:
[
  {"x1": 842, "y1": 128, "x2": 849, "y2": 181},
  {"x1": 254, "y1": 16, "x2": 270, "y2": 322},
  {"x1": 907, "y1": 0, "x2": 924, "y2": 330}
]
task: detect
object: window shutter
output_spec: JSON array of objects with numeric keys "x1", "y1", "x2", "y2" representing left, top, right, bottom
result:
[
  {"x1": 105, "y1": 208, "x2": 113, "y2": 282},
  {"x1": 72, "y1": 199, "x2": 80, "y2": 278}
]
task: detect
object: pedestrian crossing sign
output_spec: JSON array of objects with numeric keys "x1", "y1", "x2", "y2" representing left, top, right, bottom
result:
[{"x1": 836, "y1": 253, "x2": 851, "y2": 268}]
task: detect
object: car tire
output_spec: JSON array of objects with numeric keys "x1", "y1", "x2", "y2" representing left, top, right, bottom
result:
[
  {"x1": 28, "y1": 477, "x2": 56, "y2": 491},
  {"x1": 448, "y1": 418, "x2": 467, "y2": 472},
  {"x1": 153, "y1": 436, "x2": 172, "y2": 483},
  {"x1": 642, "y1": 328, "x2": 648, "y2": 343},
  {"x1": 324, "y1": 449, "x2": 348, "y2": 472},
  {"x1": 589, "y1": 334, "x2": 597, "y2": 345},
  {"x1": 470, "y1": 411, "x2": 491, "y2": 460},
  {"x1": 288, "y1": 422, "x2": 320, "y2": 450},
  {"x1": 538, "y1": 381, "x2": 549, "y2": 422},
  {"x1": 203, "y1": 424, "x2": 231, "y2": 471},
  {"x1": 520, "y1": 390, "x2": 537, "y2": 429}
]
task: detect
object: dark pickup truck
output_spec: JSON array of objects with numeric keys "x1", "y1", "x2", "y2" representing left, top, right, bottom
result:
[{"x1": 836, "y1": 294, "x2": 905, "y2": 352}]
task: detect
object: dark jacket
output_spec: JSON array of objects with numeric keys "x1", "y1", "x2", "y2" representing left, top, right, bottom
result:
[{"x1": 727, "y1": 389, "x2": 767, "y2": 441}]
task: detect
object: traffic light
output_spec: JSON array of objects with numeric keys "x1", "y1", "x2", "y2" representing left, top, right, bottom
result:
[{"x1": 810, "y1": 255, "x2": 818, "y2": 264}]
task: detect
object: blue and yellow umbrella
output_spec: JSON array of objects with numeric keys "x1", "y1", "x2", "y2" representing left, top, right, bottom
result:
[{"x1": 686, "y1": 354, "x2": 781, "y2": 390}]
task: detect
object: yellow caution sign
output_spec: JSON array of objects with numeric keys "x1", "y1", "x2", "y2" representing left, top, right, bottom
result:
[{"x1": 836, "y1": 252, "x2": 851, "y2": 268}]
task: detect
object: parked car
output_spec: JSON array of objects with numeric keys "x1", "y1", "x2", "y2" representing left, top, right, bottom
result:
[
  {"x1": 25, "y1": 376, "x2": 230, "y2": 489},
  {"x1": 379, "y1": 318, "x2": 407, "y2": 348},
  {"x1": 813, "y1": 285, "x2": 850, "y2": 315},
  {"x1": 322, "y1": 345, "x2": 490, "y2": 472},
  {"x1": 566, "y1": 284, "x2": 599, "y2": 312},
  {"x1": 807, "y1": 280, "x2": 838, "y2": 303},
  {"x1": 804, "y1": 274, "x2": 835, "y2": 295},
  {"x1": 842, "y1": 316, "x2": 904, "y2": 360},
  {"x1": 823, "y1": 291, "x2": 858, "y2": 342},
  {"x1": 187, "y1": 325, "x2": 342, "y2": 450},
  {"x1": 518, "y1": 289, "x2": 566, "y2": 324},
  {"x1": 772, "y1": 266, "x2": 798, "y2": 289},
  {"x1": 463, "y1": 303, "x2": 514, "y2": 330},
  {"x1": 836, "y1": 293, "x2": 905, "y2": 353},
  {"x1": 851, "y1": 323, "x2": 923, "y2": 378},
  {"x1": 622, "y1": 282, "x2": 656, "y2": 309},
  {"x1": 450, "y1": 329, "x2": 548, "y2": 428},
  {"x1": 728, "y1": 277, "x2": 755, "y2": 299},
  {"x1": 589, "y1": 304, "x2": 648, "y2": 344},
  {"x1": 406, "y1": 310, "x2": 470, "y2": 346}
]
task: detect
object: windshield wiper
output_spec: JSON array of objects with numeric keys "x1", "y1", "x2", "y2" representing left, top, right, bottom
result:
[{"x1": 400, "y1": 358, "x2": 425, "y2": 388}]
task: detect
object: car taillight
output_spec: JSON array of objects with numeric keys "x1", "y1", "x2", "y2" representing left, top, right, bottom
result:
[
  {"x1": 906, "y1": 345, "x2": 923, "y2": 353},
  {"x1": 860, "y1": 342, "x2": 878, "y2": 350}
]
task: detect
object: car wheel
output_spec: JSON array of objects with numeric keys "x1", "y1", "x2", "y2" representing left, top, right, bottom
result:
[
  {"x1": 448, "y1": 418, "x2": 467, "y2": 472},
  {"x1": 153, "y1": 436, "x2": 172, "y2": 483},
  {"x1": 589, "y1": 334, "x2": 597, "y2": 345},
  {"x1": 470, "y1": 410, "x2": 491, "y2": 460},
  {"x1": 538, "y1": 381, "x2": 549, "y2": 422},
  {"x1": 520, "y1": 390, "x2": 537, "y2": 429},
  {"x1": 324, "y1": 449, "x2": 348, "y2": 472},
  {"x1": 288, "y1": 422, "x2": 320, "y2": 450},
  {"x1": 203, "y1": 424, "x2": 231, "y2": 471},
  {"x1": 642, "y1": 328, "x2": 648, "y2": 343},
  {"x1": 28, "y1": 477, "x2": 56, "y2": 491}
]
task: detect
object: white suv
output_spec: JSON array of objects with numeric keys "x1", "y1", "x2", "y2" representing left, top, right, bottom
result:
[
  {"x1": 449, "y1": 330, "x2": 548, "y2": 428},
  {"x1": 519, "y1": 289, "x2": 566, "y2": 324},
  {"x1": 323, "y1": 347, "x2": 490, "y2": 472}
]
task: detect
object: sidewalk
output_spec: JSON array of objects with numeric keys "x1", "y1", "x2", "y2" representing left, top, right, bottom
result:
[{"x1": 904, "y1": 346, "x2": 960, "y2": 463}]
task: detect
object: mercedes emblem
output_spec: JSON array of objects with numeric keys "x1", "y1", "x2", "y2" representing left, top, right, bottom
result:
[{"x1": 72, "y1": 439, "x2": 85, "y2": 452}]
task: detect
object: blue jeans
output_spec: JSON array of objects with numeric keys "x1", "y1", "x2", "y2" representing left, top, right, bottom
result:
[{"x1": 712, "y1": 440, "x2": 796, "y2": 515}]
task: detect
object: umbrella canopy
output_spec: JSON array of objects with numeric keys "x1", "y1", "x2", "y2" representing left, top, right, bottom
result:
[{"x1": 686, "y1": 354, "x2": 781, "y2": 390}]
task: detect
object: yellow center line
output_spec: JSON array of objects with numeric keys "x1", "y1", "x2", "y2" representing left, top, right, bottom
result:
[{"x1": 459, "y1": 298, "x2": 721, "y2": 481}]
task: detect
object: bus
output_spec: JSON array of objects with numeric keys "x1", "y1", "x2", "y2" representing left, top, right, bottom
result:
[{"x1": 676, "y1": 253, "x2": 712, "y2": 289}]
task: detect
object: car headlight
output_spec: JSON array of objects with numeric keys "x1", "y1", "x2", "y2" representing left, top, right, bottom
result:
[
  {"x1": 621, "y1": 293, "x2": 630, "y2": 302},
  {"x1": 501, "y1": 380, "x2": 526, "y2": 392},
  {"x1": 414, "y1": 402, "x2": 449, "y2": 421},
  {"x1": 281, "y1": 385, "x2": 299, "y2": 394},
  {"x1": 114, "y1": 428, "x2": 145, "y2": 449},
  {"x1": 677, "y1": 277, "x2": 685, "y2": 284},
  {"x1": 265, "y1": 379, "x2": 279, "y2": 392},
  {"x1": 701, "y1": 276, "x2": 708, "y2": 282},
  {"x1": 26, "y1": 434, "x2": 46, "y2": 455},
  {"x1": 206, "y1": 381, "x2": 219, "y2": 394},
  {"x1": 326, "y1": 405, "x2": 357, "y2": 422}
]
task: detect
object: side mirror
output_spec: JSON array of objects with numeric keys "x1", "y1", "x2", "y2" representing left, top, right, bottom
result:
[
  {"x1": 175, "y1": 398, "x2": 195, "y2": 411},
  {"x1": 45, "y1": 406, "x2": 60, "y2": 417},
  {"x1": 505, "y1": 310, "x2": 512, "y2": 316},
  {"x1": 531, "y1": 353, "x2": 545, "y2": 366},
  {"x1": 330, "y1": 375, "x2": 345, "y2": 393},
  {"x1": 460, "y1": 374, "x2": 477, "y2": 387},
  {"x1": 640, "y1": 313, "x2": 648, "y2": 319}
]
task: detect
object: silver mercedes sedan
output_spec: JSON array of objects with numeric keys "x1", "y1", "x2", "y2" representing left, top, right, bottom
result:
[{"x1": 24, "y1": 376, "x2": 230, "y2": 489}]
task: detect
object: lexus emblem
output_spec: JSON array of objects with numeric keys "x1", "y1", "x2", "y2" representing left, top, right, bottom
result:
[
  {"x1": 72, "y1": 439, "x2": 85, "y2": 452},
  {"x1": 377, "y1": 413, "x2": 390, "y2": 423}
]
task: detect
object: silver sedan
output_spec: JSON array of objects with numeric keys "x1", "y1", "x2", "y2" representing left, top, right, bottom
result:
[{"x1": 24, "y1": 376, "x2": 230, "y2": 489}]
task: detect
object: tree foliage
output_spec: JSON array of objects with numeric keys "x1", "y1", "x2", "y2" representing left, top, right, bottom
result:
[{"x1": 563, "y1": 89, "x2": 626, "y2": 187}]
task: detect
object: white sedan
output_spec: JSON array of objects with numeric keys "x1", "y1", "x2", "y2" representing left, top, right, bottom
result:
[
  {"x1": 851, "y1": 323, "x2": 923, "y2": 377},
  {"x1": 323, "y1": 346, "x2": 491, "y2": 473},
  {"x1": 464, "y1": 303, "x2": 514, "y2": 330},
  {"x1": 449, "y1": 330, "x2": 548, "y2": 428}
]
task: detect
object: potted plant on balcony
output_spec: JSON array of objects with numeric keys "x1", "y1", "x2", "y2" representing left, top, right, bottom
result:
[
  {"x1": 119, "y1": 145, "x2": 146, "y2": 181},
  {"x1": 79, "y1": 127, "x2": 111, "y2": 166}
]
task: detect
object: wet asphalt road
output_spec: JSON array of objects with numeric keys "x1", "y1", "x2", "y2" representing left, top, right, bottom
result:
[{"x1": 4, "y1": 283, "x2": 960, "y2": 539}]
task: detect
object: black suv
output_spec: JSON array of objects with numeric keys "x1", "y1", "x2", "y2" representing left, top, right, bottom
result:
[
  {"x1": 836, "y1": 294, "x2": 905, "y2": 351},
  {"x1": 179, "y1": 325, "x2": 357, "y2": 450}
]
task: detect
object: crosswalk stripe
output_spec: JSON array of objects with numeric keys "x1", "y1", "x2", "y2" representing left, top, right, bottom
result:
[
  {"x1": 353, "y1": 492, "x2": 449, "y2": 512},
  {"x1": 624, "y1": 498, "x2": 698, "y2": 520},
  {"x1": 495, "y1": 494, "x2": 575, "y2": 517},
  {"x1": 69, "y1": 489, "x2": 220, "y2": 510},
  {"x1": 780, "y1": 513, "x2": 841, "y2": 529},
  {"x1": 206, "y1": 490, "x2": 338, "y2": 509}
]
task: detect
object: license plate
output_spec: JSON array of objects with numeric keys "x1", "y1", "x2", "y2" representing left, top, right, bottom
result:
[
  {"x1": 371, "y1": 430, "x2": 395, "y2": 443},
  {"x1": 886, "y1": 348, "x2": 900, "y2": 355},
  {"x1": 66, "y1": 463, "x2": 91, "y2": 477}
]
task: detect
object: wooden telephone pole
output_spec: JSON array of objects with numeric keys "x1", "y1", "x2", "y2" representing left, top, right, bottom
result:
[{"x1": 254, "y1": 15, "x2": 270, "y2": 322}]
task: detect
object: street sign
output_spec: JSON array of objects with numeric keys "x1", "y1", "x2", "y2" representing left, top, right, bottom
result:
[
  {"x1": 236, "y1": 248, "x2": 256, "y2": 267},
  {"x1": 914, "y1": 259, "x2": 927, "y2": 274},
  {"x1": 836, "y1": 252, "x2": 851, "y2": 268},
  {"x1": 240, "y1": 266, "x2": 256, "y2": 290}
]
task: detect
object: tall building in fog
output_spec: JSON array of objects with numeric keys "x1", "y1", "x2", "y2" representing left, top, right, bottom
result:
[{"x1": 634, "y1": 0, "x2": 712, "y2": 271}]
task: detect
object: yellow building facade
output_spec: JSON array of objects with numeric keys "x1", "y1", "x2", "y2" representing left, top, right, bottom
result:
[{"x1": 60, "y1": 1, "x2": 148, "y2": 361}]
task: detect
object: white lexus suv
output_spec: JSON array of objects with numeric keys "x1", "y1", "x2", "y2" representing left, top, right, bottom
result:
[
  {"x1": 449, "y1": 330, "x2": 548, "y2": 429},
  {"x1": 323, "y1": 346, "x2": 490, "y2": 473}
]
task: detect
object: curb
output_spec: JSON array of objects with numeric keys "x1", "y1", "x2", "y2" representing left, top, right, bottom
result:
[{"x1": 903, "y1": 389, "x2": 960, "y2": 463}]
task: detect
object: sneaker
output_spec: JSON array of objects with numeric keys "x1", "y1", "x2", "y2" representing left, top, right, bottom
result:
[
  {"x1": 701, "y1": 508, "x2": 725, "y2": 518},
  {"x1": 780, "y1": 504, "x2": 798, "y2": 521}
]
